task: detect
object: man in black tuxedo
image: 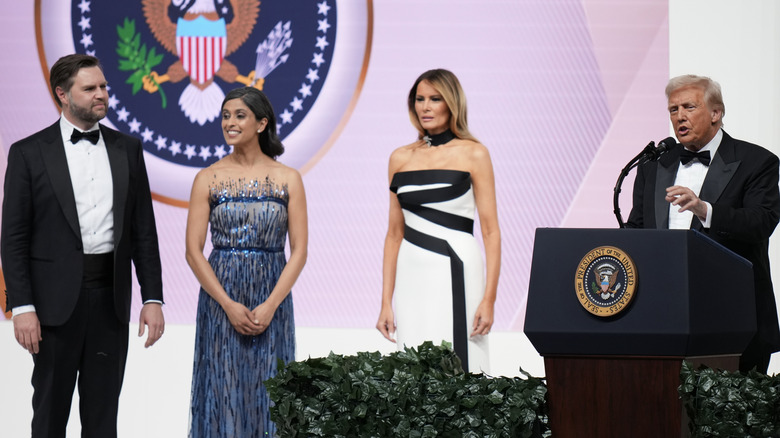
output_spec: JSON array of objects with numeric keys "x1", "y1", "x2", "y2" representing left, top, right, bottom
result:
[
  {"x1": 1, "y1": 54, "x2": 165, "y2": 437},
  {"x1": 626, "y1": 74, "x2": 780, "y2": 374}
]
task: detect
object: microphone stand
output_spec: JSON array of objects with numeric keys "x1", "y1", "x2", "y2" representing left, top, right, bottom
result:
[{"x1": 613, "y1": 142, "x2": 656, "y2": 228}]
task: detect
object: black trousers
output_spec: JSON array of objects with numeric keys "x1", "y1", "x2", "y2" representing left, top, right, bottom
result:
[{"x1": 30, "y1": 283, "x2": 128, "y2": 438}]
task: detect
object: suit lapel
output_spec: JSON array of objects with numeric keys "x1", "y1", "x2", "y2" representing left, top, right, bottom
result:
[
  {"x1": 102, "y1": 127, "x2": 128, "y2": 242},
  {"x1": 654, "y1": 147, "x2": 680, "y2": 229},
  {"x1": 700, "y1": 135, "x2": 740, "y2": 209},
  {"x1": 690, "y1": 131, "x2": 739, "y2": 231},
  {"x1": 39, "y1": 123, "x2": 81, "y2": 238}
]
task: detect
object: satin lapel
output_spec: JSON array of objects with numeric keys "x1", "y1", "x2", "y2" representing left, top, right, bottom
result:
[
  {"x1": 654, "y1": 150, "x2": 680, "y2": 229},
  {"x1": 103, "y1": 127, "x2": 128, "y2": 241},
  {"x1": 39, "y1": 124, "x2": 81, "y2": 238},
  {"x1": 700, "y1": 139, "x2": 740, "y2": 216}
]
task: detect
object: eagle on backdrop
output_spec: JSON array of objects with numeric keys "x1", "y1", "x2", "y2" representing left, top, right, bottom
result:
[{"x1": 141, "y1": 0, "x2": 261, "y2": 125}]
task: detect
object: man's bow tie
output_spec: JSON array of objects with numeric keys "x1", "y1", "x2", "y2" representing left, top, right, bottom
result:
[
  {"x1": 680, "y1": 149, "x2": 710, "y2": 166},
  {"x1": 70, "y1": 128, "x2": 100, "y2": 145}
]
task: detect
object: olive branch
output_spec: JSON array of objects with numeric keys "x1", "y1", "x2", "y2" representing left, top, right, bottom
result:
[{"x1": 116, "y1": 18, "x2": 167, "y2": 108}]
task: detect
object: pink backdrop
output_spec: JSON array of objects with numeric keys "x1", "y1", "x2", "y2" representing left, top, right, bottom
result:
[{"x1": 0, "y1": 0, "x2": 670, "y2": 332}]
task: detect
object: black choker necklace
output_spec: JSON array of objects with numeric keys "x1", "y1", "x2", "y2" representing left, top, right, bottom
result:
[{"x1": 422, "y1": 129, "x2": 455, "y2": 147}]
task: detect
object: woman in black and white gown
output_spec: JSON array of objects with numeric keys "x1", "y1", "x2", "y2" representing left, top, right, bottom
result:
[{"x1": 376, "y1": 69, "x2": 501, "y2": 373}]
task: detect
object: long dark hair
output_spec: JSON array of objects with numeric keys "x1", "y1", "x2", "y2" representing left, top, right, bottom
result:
[{"x1": 222, "y1": 87, "x2": 284, "y2": 159}]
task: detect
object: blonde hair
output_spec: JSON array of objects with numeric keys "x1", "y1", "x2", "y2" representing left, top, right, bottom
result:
[
  {"x1": 666, "y1": 74, "x2": 725, "y2": 121},
  {"x1": 407, "y1": 69, "x2": 478, "y2": 142}
]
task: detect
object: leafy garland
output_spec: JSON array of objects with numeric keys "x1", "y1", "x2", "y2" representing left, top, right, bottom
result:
[
  {"x1": 266, "y1": 341, "x2": 549, "y2": 437},
  {"x1": 266, "y1": 344, "x2": 780, "y2": 436},
  {"x1": 679, "y1": 361, "x2": 780, "y2": 437},
  {"x1": 115, "y1": 18, "x2": 167, "y2": 108}
]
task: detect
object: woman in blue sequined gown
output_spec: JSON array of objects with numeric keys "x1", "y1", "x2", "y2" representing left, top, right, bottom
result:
[
  {"x1": 376, "y1": 69, "x2": 502, "y2": 374},
  {"x1": 185, "y1": 87, "x2": 308, "y2": 437}
]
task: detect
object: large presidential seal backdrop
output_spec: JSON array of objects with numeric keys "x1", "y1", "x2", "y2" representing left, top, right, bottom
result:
[{"x1": 39, "y1": 0, "x2": 368, "y2": 204}]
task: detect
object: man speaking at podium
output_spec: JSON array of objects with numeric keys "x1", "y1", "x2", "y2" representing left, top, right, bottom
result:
[{"x1": 626, "y1": 75, "x2": 780, "y2": 374}]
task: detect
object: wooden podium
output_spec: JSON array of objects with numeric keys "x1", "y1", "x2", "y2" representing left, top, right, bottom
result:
[{"x1": 524, "y1": 228, "x2": 756, "y2": 438}]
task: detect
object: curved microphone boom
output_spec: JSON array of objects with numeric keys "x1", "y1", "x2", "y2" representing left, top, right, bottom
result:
[{"x1": 613, "y1": 137, "x2": 677, "y2": 228}]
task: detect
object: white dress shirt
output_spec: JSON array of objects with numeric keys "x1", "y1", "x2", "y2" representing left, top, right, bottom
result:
[
  {"x1": 668, "y1": 129, "x2": 722, "y2": 229},
  {"x1": 60, "y1": 117, "x2": 115, "y2": 253}
]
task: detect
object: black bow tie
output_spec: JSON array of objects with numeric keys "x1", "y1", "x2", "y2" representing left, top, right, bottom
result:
[
  {"x1": 70, "y1": 128, "x2": 100, "y2": 145},
  {"x1": 680, "y1": 149, "x2": 710, "y2": 166}
]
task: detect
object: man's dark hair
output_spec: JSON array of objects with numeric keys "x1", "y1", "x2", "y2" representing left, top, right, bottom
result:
[{"x1": 49, "y1": 54, "x2": 102, "y2": 107}]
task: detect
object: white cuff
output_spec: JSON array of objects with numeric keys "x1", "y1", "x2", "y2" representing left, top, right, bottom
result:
[
  {"x1": 700, "y1": 202, "x2": 713, "y2": 228},
  {"x1": 12, "y1": 305, "x2": 36, "y2": 318}
]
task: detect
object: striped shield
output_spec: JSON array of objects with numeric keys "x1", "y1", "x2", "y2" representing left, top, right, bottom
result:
[{"x1": 175, "y1": 16, "x2": 228, "y2": 85}]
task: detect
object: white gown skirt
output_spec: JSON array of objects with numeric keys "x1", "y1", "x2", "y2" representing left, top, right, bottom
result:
[{"x1": 391, "y1": 169, "x2": 490, "y2": 374}]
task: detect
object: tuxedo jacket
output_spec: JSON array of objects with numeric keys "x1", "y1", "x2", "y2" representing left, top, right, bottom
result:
[
  {"x1": 1, "y1": 121, "x2": 163, "y2": 326},
  {"x1": 626, "y1": 130, "x2": 780, "y2": 351}
]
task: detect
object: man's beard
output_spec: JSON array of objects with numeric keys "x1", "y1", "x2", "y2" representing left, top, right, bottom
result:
[{"x1": 68, "y1": 98, "x2": 106, "y2": 126}]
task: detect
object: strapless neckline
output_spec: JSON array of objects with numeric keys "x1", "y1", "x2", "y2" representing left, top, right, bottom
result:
[{"x1": 393, "y1": 169, "x2": 470, "y2": 177}]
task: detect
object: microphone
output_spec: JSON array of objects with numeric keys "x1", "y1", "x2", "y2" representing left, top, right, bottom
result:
[
  {"x1": 643, "y1": 136, "x2": 677, "y2": 162},
  {"x1": 654, "y1": 136, "x2": 677, "y2": 158},
  {"x1": 613, "y1": 136, "x2": 678, "y2": 228}
]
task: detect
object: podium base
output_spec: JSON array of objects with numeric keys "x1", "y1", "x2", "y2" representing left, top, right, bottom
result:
[{"x1": 544, "y1": 355, "x2": 739, "y2": 438}]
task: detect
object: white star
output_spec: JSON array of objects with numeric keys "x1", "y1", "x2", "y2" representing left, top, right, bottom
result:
[
  {"x1": 315, "y1": 36, "x2": 329, "y2": 51},
  {"x1": 280, "y1": 108, "x2": 293, "y2": 125},
  {"x1": 141, "y1": 127, "x2": 154, "y2": 143},
  {"x1": 198, "y1": 146, "x2": 213, "y2": 161},
  {"x1": 306, "y1": 68, "x2": 320, "y2": 83},
  {"x1": 80, "y1": 33, "x2": 94, "y2": 49},
  {"x1": 78, "y1": 16, "x2": 91, "y2": 31},
  {"x1": 108, "y1": 94, "x2": 119, "y2": 110},
  {"x1": 154, "y1": 135, "x2": 168, "y2": 151},
  {"x1": 291, "y1": 96, "x2": 303, "y2": 112},
  {"x1": 116, "y1": 107, "x2": 130, "y2": 122},
  {"x1": 311, "y1": 53, "x2": 325, "y2": 67},
  {"x1": 78, "y1": 0, "x2": 91, "y2": 14},
  {"x1": 214, "y1": 145, "x2": 228, "y2": 159},
  {"x1": 169, "y1": 141, "x2": 182, "y2": 156},
  {"x1": 317, "y1": 19, "x2": 331, "y2": 33},
  {"x1": 86, "y1": 50, "x2": 96, "y2": 57},
  {"x1": 317, "y1": 1, "x2": 331, "y2": 16},
  {"x1": 184, "y1": 144, "x2": 197, "y2": 160},
  {"x1": 298, "y1": 82, "x2": 312, "y2": 98},
  {"x1": 128, "y1": 118, "x2": 141, "y2": 133}
]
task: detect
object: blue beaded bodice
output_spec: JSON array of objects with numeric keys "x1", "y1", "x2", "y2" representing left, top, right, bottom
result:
[{"x1": 208, "y1": 176, "x2": 289, "y2": 252}]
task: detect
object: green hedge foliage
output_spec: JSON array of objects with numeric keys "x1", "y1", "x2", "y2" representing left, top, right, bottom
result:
[
  {"x1": 679, "y1": 361, "x2": 780, "y2": 437},
  {"x1": 266, "y1": 341, "x2": 549, "y2": 437}
]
